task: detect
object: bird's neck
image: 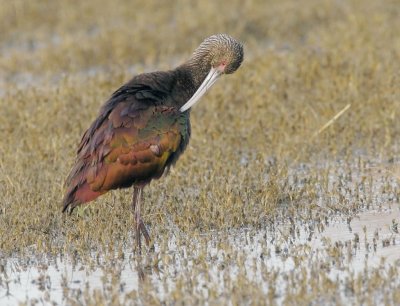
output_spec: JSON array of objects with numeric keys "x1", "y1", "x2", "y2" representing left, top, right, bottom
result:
[
  {"x1": 172, "y1": 56, "x2": 211, "y2": 109},
  {"x1": 182, "y1": 56, "x2": 211, "y2": 86}
]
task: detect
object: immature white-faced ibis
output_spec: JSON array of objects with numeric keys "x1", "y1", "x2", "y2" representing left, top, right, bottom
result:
[{"x1": 63, "y1": 34, "x2": 244, "y2": 251}]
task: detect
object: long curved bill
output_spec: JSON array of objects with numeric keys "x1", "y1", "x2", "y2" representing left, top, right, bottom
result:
[{"x1": 180, "y1": 67, "x2": 222, "y2": 112}]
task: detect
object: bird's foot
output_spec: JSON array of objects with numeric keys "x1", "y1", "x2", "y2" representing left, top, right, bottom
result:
[
  {"x1": 135, "y1": 218, "x2": 151, "y2": 253},
  {"x1": 139, "y1": 220, "x2": 151, "y2": 246}
]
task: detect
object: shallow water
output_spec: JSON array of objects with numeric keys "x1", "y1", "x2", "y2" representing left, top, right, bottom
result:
[
  {"x1": 1, "y1": 157, "x2": 400, "y2": 304},
  {"x1": 1, "y1": 202, "x2": 399, "y2": 305}
]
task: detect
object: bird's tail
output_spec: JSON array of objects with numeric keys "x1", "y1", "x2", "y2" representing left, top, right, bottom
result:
[
  {"x1": 62, "y1": 186, "x2": 77, "y2": 213},
  {"x1": 62, "y1": 182, "x2": 104, "y2": 213},
  {"x1": 62, "y1": 167, "x2": 105, "y2": 213}
]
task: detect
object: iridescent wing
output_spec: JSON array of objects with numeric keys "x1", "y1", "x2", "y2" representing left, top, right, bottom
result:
[{"x1": 63, "y1": 84, "x2": 189, "y2": 212}]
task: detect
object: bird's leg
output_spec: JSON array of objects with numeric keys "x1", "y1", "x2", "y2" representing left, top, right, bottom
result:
[
  {"x1": 139, "y1": 189, "x2": 151, "y2": 245},
  {"x1": 132, "y1": 186, "x2": 151, "y2": 252},
  {"x1": 132, "y1": 186, "x2": 142, "y2": 252}
]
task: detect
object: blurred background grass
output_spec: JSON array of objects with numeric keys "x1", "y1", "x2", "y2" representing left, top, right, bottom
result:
[{"x1": 0, "y1": 0, "x2": 399, "y2": 255}]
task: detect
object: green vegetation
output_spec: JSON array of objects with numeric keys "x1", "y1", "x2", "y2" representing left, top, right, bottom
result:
[{"x1": 0, "y1": 0, "x2": 399, "y2": 304}]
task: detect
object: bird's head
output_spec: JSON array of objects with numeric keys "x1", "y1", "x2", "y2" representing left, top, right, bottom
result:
[{"x1": 180, "y1": 34, "x2": 244, "y2": 112}]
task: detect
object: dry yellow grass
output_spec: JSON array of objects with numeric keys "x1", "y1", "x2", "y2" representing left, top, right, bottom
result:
[{"x1": 1, "y1": 0, "x2": 400, "y2": 304}]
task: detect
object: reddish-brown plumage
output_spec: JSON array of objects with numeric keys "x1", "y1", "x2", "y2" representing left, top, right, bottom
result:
[
  {"x1": 63, "y1": 102, "x2": 186, "y2": 211},
  {"x1": 63, "y1": 34, "x2": 243, "y2": 250}
]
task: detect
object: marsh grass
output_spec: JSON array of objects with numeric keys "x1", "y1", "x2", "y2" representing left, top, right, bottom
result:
[{"x1": 1, "y1": 0, "x2": 400, "y2": 304}]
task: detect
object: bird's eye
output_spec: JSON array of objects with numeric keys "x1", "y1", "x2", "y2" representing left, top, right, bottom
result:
[{"x1": 217, "y1": 61, "x2": 227, "y2": 71}]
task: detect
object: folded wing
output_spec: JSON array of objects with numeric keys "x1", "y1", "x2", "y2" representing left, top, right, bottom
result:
[{"x1": 63, "y1": 84, "x2": 188, "y2": 212}]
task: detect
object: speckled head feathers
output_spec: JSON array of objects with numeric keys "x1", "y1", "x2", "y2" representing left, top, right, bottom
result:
[{"x1": 192, "y1": 34, "x2": 244, "y2": 74}]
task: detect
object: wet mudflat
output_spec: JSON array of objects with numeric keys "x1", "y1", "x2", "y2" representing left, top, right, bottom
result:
[
  {"x1": 3, "y1": 207, "x2": 400, "y2": 305},
  {"x1": 1, "y1": 0, "x2": 400, "y2": 305},
  {"x1": 3, "y1": 210, "x2": 400, "y2": 305},
  {"x1": 2, "y1": 159, "x2": 400, "y2": 305}
]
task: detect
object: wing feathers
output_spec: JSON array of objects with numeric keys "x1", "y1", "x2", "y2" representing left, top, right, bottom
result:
[{"x1": 63, "y1": 93, "x2": 186, "y2": 212}]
